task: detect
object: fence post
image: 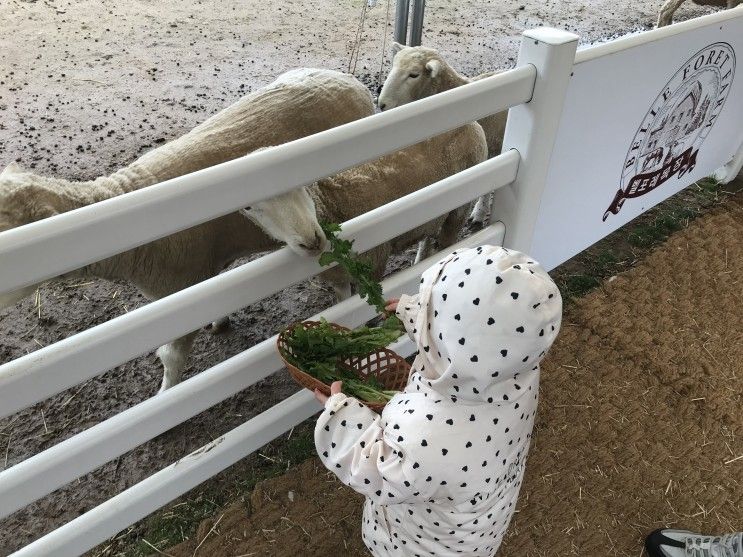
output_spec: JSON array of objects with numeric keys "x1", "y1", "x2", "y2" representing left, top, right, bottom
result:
[
  {"x1": 490, "y1": 28, "x2": 578, "y2": 257},
  {"x1": 393, "y1": 0, "x2": 411, "y2": 44},
  {"x1": 408, "y1": 0, "x2": 426, "y2": 46}
]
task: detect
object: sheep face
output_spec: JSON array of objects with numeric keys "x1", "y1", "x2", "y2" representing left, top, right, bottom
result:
[
  {"x1": 378, "y1": 43, "x2": 446, "y2": 111},
  {"x1": 241, "y1": 187, "x2": 328, "y2": 257}
]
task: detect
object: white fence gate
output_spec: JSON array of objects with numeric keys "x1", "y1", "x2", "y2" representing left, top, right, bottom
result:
[{"x1": 1, "y1": 9, "x2": 742, "y2": 556}]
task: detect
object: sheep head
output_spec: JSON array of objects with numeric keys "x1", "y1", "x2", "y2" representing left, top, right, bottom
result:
[
  {"x1": 378, "y1": 43, "x2": 448, "y2": 111},
  {"x1": 240, "y1": 186, "x2": 328, "y2": 257}
]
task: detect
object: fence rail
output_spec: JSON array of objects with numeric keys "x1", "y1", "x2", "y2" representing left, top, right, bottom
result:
[
  {"x1": 12, "y1": 391, "x2": 321, "y2": 557},
  {"x1": 0, "y1": 156, "x2": 516, "y2": 517},
  {"x1": 8, "y1": 225, "x2": 505, "y2": 557},
  {"x1": 0, "y1": 150, "x2": 519, "y2": 421},
  {"x1": 0, "y1": 65, "x2": 535, "y2": 296}
]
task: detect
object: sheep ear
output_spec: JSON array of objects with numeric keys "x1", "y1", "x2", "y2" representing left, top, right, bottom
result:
[
  {"x1": 391, "y1": 41, "x2": 405, "y2": 56},
  {"x1": 425, "y1": 59, "x2": 442, "y2": 78},
  {"x1": 1, "y1": 162, "x2": 24, "y2": 177}
]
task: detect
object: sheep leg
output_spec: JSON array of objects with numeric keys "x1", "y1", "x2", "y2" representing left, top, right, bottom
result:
[
  {"x1": 371, "y1": 248, "x2": 388, "y2": 282},
  {"x1": 468, "y1": 194, "x2": 490, "y2": 225},
  {"x1": 657, "y1": 0, "x2": 686, "y2": 26},
  {"x1": 317, "y1": 267, "x2": 353, "y2": 301},
  {"x1": 332, "y1": 281, "x2": 353, "y2": 301},
  {"x1": 414, "y1": 237, "x2": 431, "y2": 265},
  {"x1": 156, "y1": 331, "x2": 198, "y2": 393},
  {"x1": 438, "y1": 207, "x2": 468, "y2": 249}
]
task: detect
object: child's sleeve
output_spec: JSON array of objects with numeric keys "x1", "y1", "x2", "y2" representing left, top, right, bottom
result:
[
  {"x1": 395, "y1": 293, "x2": 421, "y2": 341},
  {"x1": 315, "y1": 393, "x2": 416, "y2": 504}
]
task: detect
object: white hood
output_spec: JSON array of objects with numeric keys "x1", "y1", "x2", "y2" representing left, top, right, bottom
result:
[{"x1": 398, "y1": 245, "x2": 562, "y2": 404}]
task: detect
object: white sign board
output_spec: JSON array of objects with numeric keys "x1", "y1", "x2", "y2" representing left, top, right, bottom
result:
[{"x1": 529, "y1": 12, "x2": 743, "y2": 270}]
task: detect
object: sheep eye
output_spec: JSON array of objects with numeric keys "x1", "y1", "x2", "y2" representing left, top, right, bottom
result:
[{"x1": 408, "y1": 73, "x2": 420, "y2": 78}]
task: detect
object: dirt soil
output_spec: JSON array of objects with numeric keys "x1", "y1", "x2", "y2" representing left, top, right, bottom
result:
[
  {"x1": 165, "y1": 197, "x2": 743, "y2": 557},
  {"x1": 0, "y1": 0, "x2": 731, "y2": 553}
]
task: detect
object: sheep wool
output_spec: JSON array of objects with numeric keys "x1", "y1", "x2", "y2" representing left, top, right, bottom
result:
[{"x1": 315, "y1": 245, "x2": 562, "y2": 556}]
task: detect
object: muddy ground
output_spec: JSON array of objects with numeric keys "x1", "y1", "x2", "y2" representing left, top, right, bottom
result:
[{"x1": 0, "y1": 0, "x2": 728, "y2": 553}]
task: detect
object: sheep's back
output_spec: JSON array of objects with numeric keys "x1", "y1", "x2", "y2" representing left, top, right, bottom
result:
[
  {"x1": 133, "y1": 69, "x2": 375, "y2": 182},
  {"x1": 313, "y1": 121, "x2": 486, "y2": 229}
]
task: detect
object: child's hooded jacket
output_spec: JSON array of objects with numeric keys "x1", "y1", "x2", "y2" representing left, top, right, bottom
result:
[{"x1": 315, "y1": 245, "x2": 562, "y2": 556}]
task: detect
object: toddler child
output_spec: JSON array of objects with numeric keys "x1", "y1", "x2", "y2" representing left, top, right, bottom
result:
[{"x1": 314, "y1": 245, "x2": 562, "y2": 556}]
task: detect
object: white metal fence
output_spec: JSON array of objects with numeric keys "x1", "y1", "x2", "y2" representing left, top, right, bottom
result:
[{"x1": 1, "y1": 12, "x2": 742, "y2": 556}]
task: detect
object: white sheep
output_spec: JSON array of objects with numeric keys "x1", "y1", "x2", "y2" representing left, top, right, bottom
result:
[
  {"x1": 0, "y1": 68, "x2": 376, "y2": 392},
  {"x1": 377, "y1": 43, "x2": 507, "y2": 224},
  {"x1": 657, "y1": 0, "x2": 741, "y2": 26}
]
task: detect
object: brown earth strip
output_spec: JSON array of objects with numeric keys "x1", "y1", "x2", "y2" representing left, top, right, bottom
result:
[{"x1": 164, "y1": 197, "x2": 743, "y2": 557}]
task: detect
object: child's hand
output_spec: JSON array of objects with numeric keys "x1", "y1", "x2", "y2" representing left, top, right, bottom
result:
[
  {"x1": 384, "y1": 298, "x2": 400, "y2": 314},
  {"x1": 314, "y1": 381, "x2": 343, "y2": 405}
]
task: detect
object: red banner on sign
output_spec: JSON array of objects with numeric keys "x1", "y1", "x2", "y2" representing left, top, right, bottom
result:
[{"x1": 603, "y1": 147, "x2": 698, "y2": 221}]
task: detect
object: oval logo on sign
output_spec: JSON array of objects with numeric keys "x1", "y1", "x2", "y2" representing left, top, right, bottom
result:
[{"x1": 604, "y1": 42, "x2": 736, "y2": 221}]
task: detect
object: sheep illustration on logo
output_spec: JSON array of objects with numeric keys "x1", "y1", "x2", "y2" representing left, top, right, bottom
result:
[{"x1": 604, "y1": 42, "x2": 736, "y2": 221}]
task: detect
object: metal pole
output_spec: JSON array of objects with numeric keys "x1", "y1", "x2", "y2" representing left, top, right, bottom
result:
[
  {"x1": 408, "y1": 0, "x2": 425, "y2": 46},
  {"x1": 393, "y1": 0, "x2": 410, "y2": 44}
]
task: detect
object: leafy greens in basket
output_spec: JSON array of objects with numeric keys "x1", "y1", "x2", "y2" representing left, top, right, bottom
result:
[
  {"x1": 284, "y1": 319, "x2": 402, "y2": 403},
  {"x1": 282, "y1": 222, "x2": 409, "y2": 403}
]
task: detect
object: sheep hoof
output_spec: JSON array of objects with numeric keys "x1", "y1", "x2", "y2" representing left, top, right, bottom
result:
[{"x1": 206, "y1": 316, "x2": 231, "y2": 334}]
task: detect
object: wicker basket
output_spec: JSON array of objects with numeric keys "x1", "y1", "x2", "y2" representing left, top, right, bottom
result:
[{"x1": 276, "y1": 320, "x2": 410, "y2": 412}]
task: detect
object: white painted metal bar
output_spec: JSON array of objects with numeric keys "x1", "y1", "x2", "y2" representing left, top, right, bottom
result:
[
  {"x1": 0, "y1": 151, "x2": 518, "y2": 420},
  {"x1": 574, "y1": 8, "x2": 743, "y2": 64},
  {"x1": 0, "y1": 180, "x2": 510, "y2": 517},
  {"x1": 7, "y1": 225, "x2": 505, "y2": 557},
  {"x1": 9, "y1": 391, "x2": 319, "y2": 557},
  {"x1": 492, "y1": 27, "x2": 579, "y2": 255},
  {"x1": 408, "y1": 0, "x2": 426, "y2": 46},
  {"x1": 0, "y1": 65, "x2": 535, "y2": 296}
]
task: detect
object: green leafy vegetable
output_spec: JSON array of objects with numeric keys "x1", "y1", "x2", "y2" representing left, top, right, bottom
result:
[
  {"x1": 319, "y1": 222, "x2": 403, "y2": 330},
  {"x1": 281, "y1": 222, "x2": 409, "y2": 403},
  {"x1": 284, "y1": 319, "x2": 402, "y2": 403}
]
